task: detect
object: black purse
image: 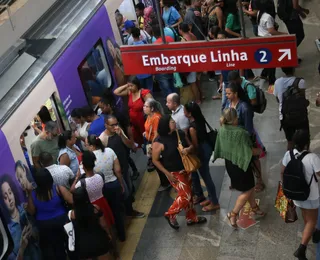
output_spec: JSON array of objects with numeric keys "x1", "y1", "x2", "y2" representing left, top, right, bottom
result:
[{"x1": 205, "y1": 120, "x2": 218, "y2": 151}]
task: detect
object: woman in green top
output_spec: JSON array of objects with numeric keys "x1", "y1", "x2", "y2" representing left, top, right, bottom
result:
[
  {"x1": 214, "y1": 108, "x2": 265, "y2": 228},
  {"x1": 224, "y1": 2, "x2": 241, "y2": 38}
]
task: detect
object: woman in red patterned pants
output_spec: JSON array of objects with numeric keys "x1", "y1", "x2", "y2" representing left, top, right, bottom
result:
[{"x1": 152, "y1": 115, "x2": 207, "y2": 229}]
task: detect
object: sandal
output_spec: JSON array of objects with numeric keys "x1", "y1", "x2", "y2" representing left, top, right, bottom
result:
[
  {"x1": 202, "y1": 203, "x2": 220, "y2": 212},
  {"x1": 212, "y1": 95, "x2": 222, "y2": 100},
  {"x1": 193, "y1": 195, "x2": 205, "y2": 205},
  {"x1": 254, "y1": 183, "x2": 265, "y2": 193},
  {"x1": 251, "y1": 205, "x2": 266, "y2": 218},
  {"x1": 200, "y1": 200, "x2": 211, "y2": 206},
  {"x1": 227, "y1": 211, "x2": 238, "y2": 228}
]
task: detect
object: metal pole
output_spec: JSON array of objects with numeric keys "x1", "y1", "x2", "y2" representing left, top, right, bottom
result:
[
  {"x1": 237, "y1": 0, "x2": 246, "y2": 38},
  {"x1": 153, "y1": 0, "x2": 166, "y2": 43}
]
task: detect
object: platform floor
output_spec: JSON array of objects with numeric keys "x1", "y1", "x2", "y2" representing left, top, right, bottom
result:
[{"x1": 119, "y1": 1, "x2": 320, "y2": 259}]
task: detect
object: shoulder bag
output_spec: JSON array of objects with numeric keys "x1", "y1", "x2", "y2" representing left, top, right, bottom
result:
[
  {"x1": 176, "y1": 130, "x2": 201, "y2": 172},
  {"x1": 204, "y1": 120, "x2": 218, "y2": 150},
  {"x1": 64, "y1": 210, "x2": 75, "y2": 251}
]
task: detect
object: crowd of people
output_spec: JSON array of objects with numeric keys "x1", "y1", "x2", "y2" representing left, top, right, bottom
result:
[{"x1": 5, "y1": 0, "x2": 320, "y2": 260}]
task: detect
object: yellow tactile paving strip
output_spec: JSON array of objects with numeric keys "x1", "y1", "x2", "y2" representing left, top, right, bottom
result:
[{"x1": 119, "y1": 171, "x2": 160, "y2": 260}]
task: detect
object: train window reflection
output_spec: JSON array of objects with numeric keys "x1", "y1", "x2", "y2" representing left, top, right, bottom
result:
[{"x1": 78, "y1": 41, "x2": 113, "y2": 107}]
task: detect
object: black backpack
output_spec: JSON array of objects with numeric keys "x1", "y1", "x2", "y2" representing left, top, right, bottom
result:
[
  {"x1": 202, "y1": 6, "x2": 217, "y2": 35},
  {"x1": 277, "y1": 0, "x2": 293, "y2": 21},
  {"x1": 283, "y1": 150, "x2": 317, "y2": 201},
  {"x1": 244, "y1": 82, "x2": 267, "y2": 114},
  {"x1": 281, "y1": 78, "x2": 309, "y2": 127}
]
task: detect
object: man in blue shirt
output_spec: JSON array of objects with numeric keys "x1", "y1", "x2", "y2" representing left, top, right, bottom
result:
[
  {"x1": 131, "y1": 28, "x2": 154, "y2": 92},
  {"x1": 82, "y1": 106, "x2": 105, "y2": 136}
]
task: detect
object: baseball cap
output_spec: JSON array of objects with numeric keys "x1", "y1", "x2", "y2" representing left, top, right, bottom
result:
[{"x1": 124, "y1": 20, "x2": 135, "y2": 30}]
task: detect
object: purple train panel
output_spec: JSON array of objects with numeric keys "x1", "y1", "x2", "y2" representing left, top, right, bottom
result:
[{"x1": 50, "y1": 5, "x2": 122, "y2": 118}]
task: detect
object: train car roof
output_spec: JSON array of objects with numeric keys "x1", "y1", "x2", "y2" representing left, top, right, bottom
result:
[{"x1": 0, "y1": 0, "x2": 106, "y2": 127}]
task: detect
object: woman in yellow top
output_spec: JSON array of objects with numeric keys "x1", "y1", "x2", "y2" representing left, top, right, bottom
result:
[{"x1": 143, "y1": 98, "x2": 170, "y2": 191}]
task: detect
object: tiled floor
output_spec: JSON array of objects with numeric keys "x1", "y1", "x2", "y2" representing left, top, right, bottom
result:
[{"x1": 121, "y1": 1, "x2": 320, "y2": 259}]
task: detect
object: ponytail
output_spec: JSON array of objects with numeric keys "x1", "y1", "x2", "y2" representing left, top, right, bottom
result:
[{"x1": 87, "y1": 135, "x2": 105, "y2": 152}]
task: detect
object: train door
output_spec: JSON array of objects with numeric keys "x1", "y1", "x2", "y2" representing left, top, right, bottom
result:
[
  {"x1": 77, "y1": 40, "x2": 113, "y2": 109},
  {"x1": 21, "y1": 94, "x2": 69, "y2": 171}
]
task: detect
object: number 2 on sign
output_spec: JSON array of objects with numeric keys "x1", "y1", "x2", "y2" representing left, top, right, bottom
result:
[
  {"x1": 254, "y1": 48, "x2": 272, "y2": 64},
  {"x1": 259, "y1": 51, "x2": 267, "y2": 63}
]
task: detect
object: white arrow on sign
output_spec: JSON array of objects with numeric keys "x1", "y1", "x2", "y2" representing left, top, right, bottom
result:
[{"x1": 278, "y1": 49, "x2": 292, "y2": 61}]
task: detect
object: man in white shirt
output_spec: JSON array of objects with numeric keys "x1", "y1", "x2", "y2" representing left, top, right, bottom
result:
[
  {"x1": 273, "y1": 67, "x2": 309, "y2": 150},
  {"x1": 166, "y1": 93, "x2": 190, "y2": 131},
  {"x1": 39, "y1": 152, "x2": 74, "y2": 188}
]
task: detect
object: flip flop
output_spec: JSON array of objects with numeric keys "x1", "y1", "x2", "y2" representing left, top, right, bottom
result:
[
  {"x1": 212, "y1": 95, "x2": 222, "y2": 100},
  {"x1": 200, "y1": 200, "x2": 211, "y2": 206},
  {"x1": 202, "y1": 204, "x2": 220, "y2": 212}
]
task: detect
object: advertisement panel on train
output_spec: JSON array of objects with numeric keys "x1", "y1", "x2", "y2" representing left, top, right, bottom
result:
[{"x1": 0, "y1": 131, "x2": 40, "y2": 259}]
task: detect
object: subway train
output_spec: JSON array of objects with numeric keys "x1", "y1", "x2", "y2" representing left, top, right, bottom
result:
[{"x1": 0, "y1": 0, "x2": 125, "y2": 258}]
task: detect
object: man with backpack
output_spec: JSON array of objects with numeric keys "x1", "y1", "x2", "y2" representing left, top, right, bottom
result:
[
  {"x1": 274, "y1": 67, "x2": 309, "y2": 150},
  {"x1": 277, "y1": 0, "x2": 309, "y2": 63}
]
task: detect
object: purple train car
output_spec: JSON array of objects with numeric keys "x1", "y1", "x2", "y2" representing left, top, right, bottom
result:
[{"x1": 0, "y1": 0, "x2": 125, "y2": 258}]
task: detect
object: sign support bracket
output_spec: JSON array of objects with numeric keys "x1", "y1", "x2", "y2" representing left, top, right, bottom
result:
[
  {"x1": 238, "y1": 0, "x2": 247, "y2": 39},
  {"x1": 153, "y1": 0, "x2": 167, "y2": 44}
]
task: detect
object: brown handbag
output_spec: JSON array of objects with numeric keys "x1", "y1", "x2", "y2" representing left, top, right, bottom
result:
[
  {"x1": 285, "y1": 199, "x2": 298, "y2": 223},
  {"x1": 176, "y1": 130, "x2": 201, "y2": 173}
]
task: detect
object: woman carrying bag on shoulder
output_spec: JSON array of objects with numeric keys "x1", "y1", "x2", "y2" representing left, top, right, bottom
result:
[
  {"x1": 69, "y1": 187, "x2": 113, "y2": 260},
  {"x1": 152, "y1": 115, "x2": 206, "y2": 230},
  {"x1": 143, "y1": 98, "x2": 171, "y2": 191},
  {"x1": 184, "y1": 102, "x2": 220, "y2": 212}
]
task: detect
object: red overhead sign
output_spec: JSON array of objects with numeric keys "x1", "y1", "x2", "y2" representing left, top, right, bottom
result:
[{"x1": 120, "y1": 35, "x2": 298, "y2": 75}]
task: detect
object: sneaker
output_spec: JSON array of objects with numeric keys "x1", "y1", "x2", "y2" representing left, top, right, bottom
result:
[
  {"x1": 158, "y1": 184, "x2": 171, "y2": 192},
  {"x1": 130, "y1": 210, "x2": 145, "y2": 218}
]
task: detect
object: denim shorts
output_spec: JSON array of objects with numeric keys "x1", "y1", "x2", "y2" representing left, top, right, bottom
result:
[
  {"x1": 294, "y1": 198, "x2": 320, "y2": 209},
  {"x1": 187, "y1": 72, "x2": 197, "y2": 84}
]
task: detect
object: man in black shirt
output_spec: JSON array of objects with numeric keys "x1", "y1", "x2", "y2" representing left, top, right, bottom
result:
[
  {"x1": 99, "y1": 96, "x2": 140, "y2": 180},
  {"x1": 104, "y1": 115, "x2": 145, "y2": 218},
  {"x1": 184, "y1": 0, "x2": 205, "y2": 40}
]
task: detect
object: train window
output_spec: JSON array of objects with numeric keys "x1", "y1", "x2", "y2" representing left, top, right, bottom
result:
[
  {"x1": 78, "y1": 40, "x2": 113, "y2": 108},
  {"x1": 21, "y1": 97, "x2": 64, "y2": 170}
]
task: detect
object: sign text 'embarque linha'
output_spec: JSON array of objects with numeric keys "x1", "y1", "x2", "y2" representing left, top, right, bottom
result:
[{"x1": 142, "y1": 50, "x2": 248, "y2": 67}]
